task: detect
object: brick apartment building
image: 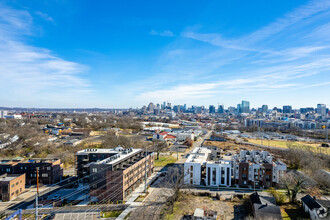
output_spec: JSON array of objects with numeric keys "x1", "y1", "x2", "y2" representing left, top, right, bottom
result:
[
  {"x1": 232, "y1": 150, "x2": 286, "y2": 188},
  {"x1": 0, "y1": 158, "x2": 63, "y2": 185},
  {"x1": 75, "y1": 147, "x2": 154, "y2": 202},
  {"x1": 0, "y1": 173, "x2": 25, "y2": 201}
]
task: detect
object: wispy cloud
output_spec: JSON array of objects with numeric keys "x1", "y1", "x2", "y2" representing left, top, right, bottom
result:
[
  {"x1": 135, "y1": 0, "x2": 330, "y2": 105},
  {"x1": 0, "y1": 4, "x2": 92, "y2": 107},
  {"x1": 150, "y1": 30, "x2": 174, "y2": 37},
  {"x1": 35, "y1": 11, "x2": 54, "y2": 23}
]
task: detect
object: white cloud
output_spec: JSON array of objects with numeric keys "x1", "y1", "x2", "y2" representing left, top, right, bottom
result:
[
  {"x1": 0, "y1": 4, "x2": 92, "y2": 107},
  {"x1": 35, "y1": 11, "x2": 54, "y2": 23},
  {"x1": 150, "y1": 30, "x2": 174, "y2": 37},
  {"x1": 135, "y1": 0, "x2": 330, "y2": 105}
]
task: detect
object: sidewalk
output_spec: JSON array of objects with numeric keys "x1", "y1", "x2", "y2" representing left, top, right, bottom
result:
[{"x1": 116, "y1": 172, "x2": 158, "y2": 220}]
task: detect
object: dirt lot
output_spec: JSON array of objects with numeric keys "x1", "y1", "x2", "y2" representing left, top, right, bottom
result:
[{"x1": 163, "y1": 193, "x2": 247, "y2": 220}]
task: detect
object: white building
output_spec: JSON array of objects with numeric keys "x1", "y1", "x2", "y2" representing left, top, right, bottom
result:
[
  {"x1": 185, "y1": 148, "x2": 286, "y2": 188},
  {"x1": 0, "y1": 110, "x2": 8, "y2": 118},
  {"x1": 171, "y1": 132, "x2": 194, "y2": 142},
  {"x1": 184, "y1": 147, "x2": 231, "y2": 187},
  {"x1": 301, "y1": 195, "x2": 329, "y2": 220},
  {"x1": 4, "y1": 114, "x2": 22, "y2": 119}
]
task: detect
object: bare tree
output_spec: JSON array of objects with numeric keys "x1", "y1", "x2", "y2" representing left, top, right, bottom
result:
[
  {"x1": 163, "y1": 165, "x2": 185, "y2": 214},
  {"x1": 151, "y1": 140, "x2": 168, "y2": 160},
  {"x1": 281, "y1": 173, "x2": 304, "y2": 203}
]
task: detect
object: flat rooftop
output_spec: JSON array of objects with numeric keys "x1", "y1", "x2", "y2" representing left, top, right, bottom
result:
[
  {"x1": 186, "y1": 147, "x2": 211, "y2": 164},
  {"x1": 76, "y1": 148, "x2": 118, "y2": 155},
  {"x1": 0, "y1": 158, "x2": 59, "y2": 165},
  {"x1": 96, "y1": 148, "x2": 143, "y2": 165},
  {"x1": 0, "y1": 174, "x2": 23, "y2": 182}
]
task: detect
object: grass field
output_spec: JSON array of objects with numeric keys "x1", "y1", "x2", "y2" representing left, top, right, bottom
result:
[
  {"x1": 154, "y1": 155, "x2": 177, "y2": 167},
  {"x1": 246, "y1": 139, "x2": 330, "y2": 155}
]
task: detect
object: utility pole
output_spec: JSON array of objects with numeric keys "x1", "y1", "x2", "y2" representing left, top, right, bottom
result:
[
  {"x1": 36, "y1": 167, "x2": 39, "y2": 220},
  {"x1": 35, "y1": 193, "x2": 38, "y2": 220},
  {"x1": 176, "y1": 146, "x2": 179, "y2": 160},
  {"x1": 36, "y1": 167, "x2": 39, "y2": 195},
  {"x1": 144, "y1": 145, "x2": 148, "y2": 193}
]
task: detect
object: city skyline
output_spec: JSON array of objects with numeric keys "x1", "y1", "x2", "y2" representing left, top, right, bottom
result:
[{"x1": 0, "y1": 0, "x2": 329, "y2": 108}]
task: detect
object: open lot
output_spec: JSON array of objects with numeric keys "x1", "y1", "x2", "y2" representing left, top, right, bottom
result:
[
  {"x1": 246, "y1": 139, "x2": 330, "y2": 155},
  {"x1": 154, "y1": 155, "x2": 177, "y2": 167},
  {"x1": 163, "y1": 193, "x2": 247, "y2": 220}
]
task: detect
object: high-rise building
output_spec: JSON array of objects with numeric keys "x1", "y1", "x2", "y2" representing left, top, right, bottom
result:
[
  {"x1": 237, "y1": 104, "x2": 242, "y2": 113},
  {"x1": 283, "y1": 105, "x2": 292, "y2": 114},
  {"x1": 166, "y1": 102, "x2": 172, "y2": 110},
  {"x1": 241, "y1": 100, "x2": 250, "y2": 113},
  {"x1": 317, "y1": 104, "x2": 326, "y2": 116},
  {"x1": 218, "y1": 105, "x2": 224, "y2": 114},
  {"x1": 173, "y1": 105, "x2": 181, "y2": 113},
  {"x1": 196, "y1": 106, "x2": 203, "y2": 114},
  {"x1": 228, "y1": 106, "x2": 235, "y2": 113},
  {"x1": 209, "y1": 105, "x2": 216, "y2": 114},
  {"x1": 147, "y1": 102, "x2": 154, "y2": 112},
  {"x1": 261, "y1": 105, "x2": 268, "y2": 113}
]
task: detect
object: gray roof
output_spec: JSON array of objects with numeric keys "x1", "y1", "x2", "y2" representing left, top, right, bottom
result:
[{"x1": 253, "y1": 204, "x2": 283, "y2": 220}]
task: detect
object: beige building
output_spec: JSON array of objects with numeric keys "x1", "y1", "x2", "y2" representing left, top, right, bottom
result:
[{"x1": 0, "y1": 173, "x2": 25, "y2": 201}]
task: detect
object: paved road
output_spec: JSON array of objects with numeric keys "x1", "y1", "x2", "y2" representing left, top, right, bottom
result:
[{"x1": 127, "y1": 130, "x2": 213, "y2": 220}]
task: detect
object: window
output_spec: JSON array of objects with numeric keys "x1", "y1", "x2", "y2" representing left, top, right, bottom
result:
[
  {"x1": 12, "y1": 184, "x2": 15, "y2": 188},
  {"x1": 212, "y1": 168, "x2": 216, "y2": 185},
  {"x1": 92, "y1": 168, "x2": 97, "y2": 173},
  {"x1": 221, "y1": 167, "x2": 225, "y2": 185},
  {"x1": 42, "y1": 173, "x2": 48, "y2": 177},
  {"x1": 190, "y1": 166, "x2": 193, "y2": 171},
  {"x1": 6, "y1": 168, "x2": 10, "y2": 172},
  {"x1": 47, "y1": 167, "x2": 51, "y2": 171}
]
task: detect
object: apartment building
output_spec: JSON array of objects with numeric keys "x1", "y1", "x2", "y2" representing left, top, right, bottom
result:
[
  {"x1": 184, "y1": 147, "x2": 232, "y2": 187},
  {"x1": 184, "y1": 148, "x2": 286, "y2": 188},
  {"x1": 75, "y1": 147, "x2": 154, "y2": 202},
  {"x1": 0, "y1": 158, "x2": 63, "y2": 185},
  {"x1": 232, "y1": 150, "x2": 286, "y2": 188},
  {"x1": 0, "y1": 173, "x2": 25, "y2": 201}
]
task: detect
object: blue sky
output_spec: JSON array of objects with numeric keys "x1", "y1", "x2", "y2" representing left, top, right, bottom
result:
[{"x1": 0, "y1": 0, "x2": 329, "y2": 109}]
